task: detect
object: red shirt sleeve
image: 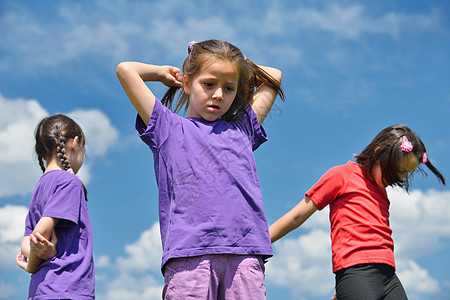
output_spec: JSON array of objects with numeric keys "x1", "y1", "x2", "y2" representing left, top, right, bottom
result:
[{"x1": 306, "y1": 164, "x2": 347, "y2": 211}]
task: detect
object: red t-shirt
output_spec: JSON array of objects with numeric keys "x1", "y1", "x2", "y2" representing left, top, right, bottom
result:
[{"x1": 306, "y1": 161, "x2": 395, "y2": 273}]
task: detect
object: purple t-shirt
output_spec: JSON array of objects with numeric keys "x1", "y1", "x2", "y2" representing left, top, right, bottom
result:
[
  {"x1": 24, "y1": 170, "x2": 94, "y2": 299},
  {"x1": 136, "y1": 99, "x2": 273, "y2": 269}
]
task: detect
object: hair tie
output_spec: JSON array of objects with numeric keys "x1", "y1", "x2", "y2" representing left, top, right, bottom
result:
[
  {"x1": 188, "y1": 41, "x2": 197, "y2": 51},
  {"x1": 243, "y1": 54, "x2": 248, "y2": 60},
  {"x1": 422, "y1": 153, "x2": 428, "y2": 164},
  {"x1": 67, "y1": 168, "x2": 75, "y2": 174},
  {"x1": 401, "y1": 136, "x2": 413, "y2": 152}
]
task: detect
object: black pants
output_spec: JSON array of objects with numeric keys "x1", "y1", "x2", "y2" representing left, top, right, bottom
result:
[{"x1": 335, "y1": 263, "x2": 408, "y2": 300}]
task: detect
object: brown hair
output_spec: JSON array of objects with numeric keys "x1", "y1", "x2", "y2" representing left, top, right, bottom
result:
[
  {"x1": 355, "y1": 124, "x2": 446, "y2": 190},
  {"x1": 161, "y1": 39, "x2": 285, "y2": 122},
  {"x1": 34, "y1": 114, "x2": 88, "y2": 200}
]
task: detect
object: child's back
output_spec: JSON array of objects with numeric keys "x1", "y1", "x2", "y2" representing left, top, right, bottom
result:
[{"x1": 26, "y1": 170, "x2": 94, "y2": 298}]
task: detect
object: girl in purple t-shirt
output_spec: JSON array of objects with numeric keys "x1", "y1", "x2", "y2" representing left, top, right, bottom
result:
[
  {"x1": 16, "y1": 114, "x2": 95, "y2": 300},
  {"x1": 117, "y1": 39, "x2": 284, "y2": 299}
]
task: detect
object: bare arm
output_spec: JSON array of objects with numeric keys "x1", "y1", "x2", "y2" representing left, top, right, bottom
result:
[
  {"x1": 16, "y1": 217, "x2": 59, "y2": 274},
  {"x1": 251, "y1": 65, "x2": 282, "y2": 125},
  {"x1": 116, "y1": 62, "x2": 183, "y2": 126},
  {"x1": 269, "y1": 196, "x2": 318, "y2": 243}
]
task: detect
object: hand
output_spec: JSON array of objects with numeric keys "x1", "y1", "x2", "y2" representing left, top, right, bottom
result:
[
  {"x1": 30, "y1": 231, "x2": 58, "y2": 260},
  {"x1": 331, "y1": 286, "x2": 337, "y2": 300},
  {"x1": 159, "y1": 66, "x2": 183, "y2": 88},
  {"x1": 16, "y1": 252, "x2": 31, "y2": 273}
]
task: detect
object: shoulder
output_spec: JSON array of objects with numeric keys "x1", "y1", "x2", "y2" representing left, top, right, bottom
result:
[
  {"x1": 322, "y1": 161, "x2": 354, "y2": 178},
  {"x1": 233, "y1": 106, "x2": 268, "y2": 150},
  {"x1": 41, "y1": 170, "x2": 83, "y2": 191}
]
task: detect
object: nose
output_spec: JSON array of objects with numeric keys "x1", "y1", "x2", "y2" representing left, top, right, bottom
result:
[{"x1": 212, "y1": 88, "x2": 223, "y2": 100}]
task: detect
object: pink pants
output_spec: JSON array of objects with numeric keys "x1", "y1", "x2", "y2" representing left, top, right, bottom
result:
[{"x1": 162, "y1": 254, "x2": 266, "y2": 300}]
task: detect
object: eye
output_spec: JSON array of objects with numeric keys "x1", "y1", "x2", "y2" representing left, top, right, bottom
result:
[
  {"x1": 397, "y1": 169, "x2": 407, "y2": 176},
  {"x1": 203, "y1": 82, "x2": 214, "y2": 88},
  {"x1": 225, "y1": 86, "x2": 235, "y2": 92}
]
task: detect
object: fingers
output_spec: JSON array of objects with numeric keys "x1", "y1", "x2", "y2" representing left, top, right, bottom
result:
[
  {"x1": 30, "y1": 231, "x2": 58, "y2": 260},
  {"x1": 30, "y1": 232, "x2": 50, "y2": 256},
  {"x1": 16, "y1": 252, "x2": 28, "y2": 270},
  {"x1": 168, "y1": 67, "x2": 183, "y2": 88},
  {"x1": 16, "y1": 252, "x2": 23, "y2": 262}
]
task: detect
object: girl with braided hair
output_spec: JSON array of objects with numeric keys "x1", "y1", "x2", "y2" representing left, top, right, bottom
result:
[{"x1": 16, "y1": 114, "x2": 95, "y2": 300}]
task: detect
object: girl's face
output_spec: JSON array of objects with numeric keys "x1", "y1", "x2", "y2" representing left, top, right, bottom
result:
[
  {"x1": 373, "y1": 152, "x2": 420, "y2": 188},
  {"x1": 184, "y1": 59, "x2": 239, "y2": 122}
]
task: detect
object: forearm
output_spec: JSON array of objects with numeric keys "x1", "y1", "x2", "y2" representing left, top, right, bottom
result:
[
  {"x1": 26, "y1": 251, "x2": 44, "y2": 274},
  {"x1": 27, "y1": 217, "x2": 58, "y2": 272},
  {"x1": 116, "y1": 62, "x2": 167, "y2": 82},
  {"x1": 116, "y1": 62, "x2": 182, "y2": 126},
  {"x1": 270, "y1": 209, "x2": 303, "y2": 243},
  {"x1": 21, "y1": 236, "x2": 31, "y2": 258},
  {"x1": 18, "y1": 236, "x2": 44, "y2": 274},
  {"x1": 257, "y1": 65, "x2": 282, "y2": 85},
  {"x1": 252, "y1": 65, "x2": 282, "y2": 124},
  {"x1": 269, "y1": 197, "x2": 318, "y2": 243}
]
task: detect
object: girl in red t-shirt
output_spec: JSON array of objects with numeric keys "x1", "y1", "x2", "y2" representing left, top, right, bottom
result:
[{"x1": 270, "y1": 124, "x2": 445, "y2": 300}]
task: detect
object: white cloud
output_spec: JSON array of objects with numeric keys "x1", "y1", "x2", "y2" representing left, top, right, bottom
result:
[
  {"x1": 101, "y1": 273, "x2": 163, "y2": 300},
  {"x1": 284, "y1": 4, "x2": 442, "y2": 39},
  {"x1": 95, "y1": 254, "x2": 110, "y2": 268},
  {"x1": 397, "y1": 260, "x2": 440, "y2": 299},
  {"x1": 0, "y1": 94, "x2": 118, "y2": 197},
  {"x1": 388, "y1": 188, "x2": 450, "y2": 259},
  {"x1": 0, "y1": 94, "x2": 46, "y2": 197},
  {"x1": 3, "y1": 1, "x2": 442, "y2": 77},
  {"x1": 97, "y1": 222, "x2": 163, "y2": 300},
  {"x1": 0, "y1": 205, "x2": 28, "y2": 269},
  {"x1": 115, "y1": 222, "x2": 163, "y2": 273},
  {"x1": 266, "y1": 229, "x2": 334, "y2": 298},
  {"x1": 68, "y1": 109, "x2": 119, "y2": 157}
]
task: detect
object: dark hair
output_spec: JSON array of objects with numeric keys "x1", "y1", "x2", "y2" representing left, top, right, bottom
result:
[
  {"x1": 34, "y1": 114, "x2": 88, "y2": 200},
  {"x1": 355, "y1": 124, "x2": 445, "y2": 190},
  {"x1": 161, "y1": 39, "x2": 285, "y2": 122}
]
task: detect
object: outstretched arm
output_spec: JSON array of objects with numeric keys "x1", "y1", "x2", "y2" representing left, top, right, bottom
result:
[
  {"x1": 251, "y1": 65, "x2": 282, "y2": 125},
  {"x1": 269, "y1": 196, "x2": 318, "y2": 243},
  {"x1": 116, "y1": 62, "x2": 183, "y2": 126},
  {"x1": 16, "y1": 217, "x2": 59, "y2": 274}
]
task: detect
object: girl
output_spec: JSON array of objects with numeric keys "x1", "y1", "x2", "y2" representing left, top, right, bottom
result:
[
  {"x1": 269, "y1": 125, "x2": 446, "y2": 300},
  {"x1": 16, "y1": 114, "x2": 95, "y2": 300},
  {"x1": 116, "y1": 39, "x2": 284, "y2": 299}
]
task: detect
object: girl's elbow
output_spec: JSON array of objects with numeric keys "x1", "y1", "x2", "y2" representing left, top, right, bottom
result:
[
  {"x1": 116, "y1": 62, "x2": 129, "y2": 78},
  {"x1": 273, "y1": 69, "x2": 282, "y2": 83}
]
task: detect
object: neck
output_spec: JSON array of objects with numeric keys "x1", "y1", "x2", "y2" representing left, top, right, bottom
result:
[{"x1": 44, "y1": 155, "x2": 64, "y2": 173}]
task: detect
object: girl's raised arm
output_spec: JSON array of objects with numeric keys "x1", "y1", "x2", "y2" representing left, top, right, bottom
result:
[
  {"x1": 251, "y1": 65, "x2": 282, "y2": 125},
  {"x1": 116, "y1": 62, "x2": 183, "y2": 126},
  {"x1": 269, "y1": 196, "x2": 318, "y2": 243}
]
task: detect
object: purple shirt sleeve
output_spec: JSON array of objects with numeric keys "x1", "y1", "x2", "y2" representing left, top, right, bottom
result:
[{"x1": 42, "y1": 179, "x2": 81, "y2": 225}]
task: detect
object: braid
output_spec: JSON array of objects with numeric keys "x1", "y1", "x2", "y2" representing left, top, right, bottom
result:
[
  {"x1": 38, "y1": 156, "x2": 46, "y2": 173},
  {"x1": 56, "y1": 135, "x2": 71, "y2": 171}
]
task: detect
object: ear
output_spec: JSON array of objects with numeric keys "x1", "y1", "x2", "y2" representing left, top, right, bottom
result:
[
  {"x1": 70, "y1": 136, "x2": 80, "y2": 152},
  {"x1": 183, "y1": 75, "x2": 191, "y2": 95}
]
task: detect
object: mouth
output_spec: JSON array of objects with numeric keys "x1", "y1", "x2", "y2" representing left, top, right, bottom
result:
[{"x1": 207, "y1": 104, "x2": 220, "y2": 112}]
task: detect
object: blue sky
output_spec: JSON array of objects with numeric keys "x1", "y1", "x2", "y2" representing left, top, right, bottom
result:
[{"x1": 1, "y1": 0, "x2": 449, "y2": 299}]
